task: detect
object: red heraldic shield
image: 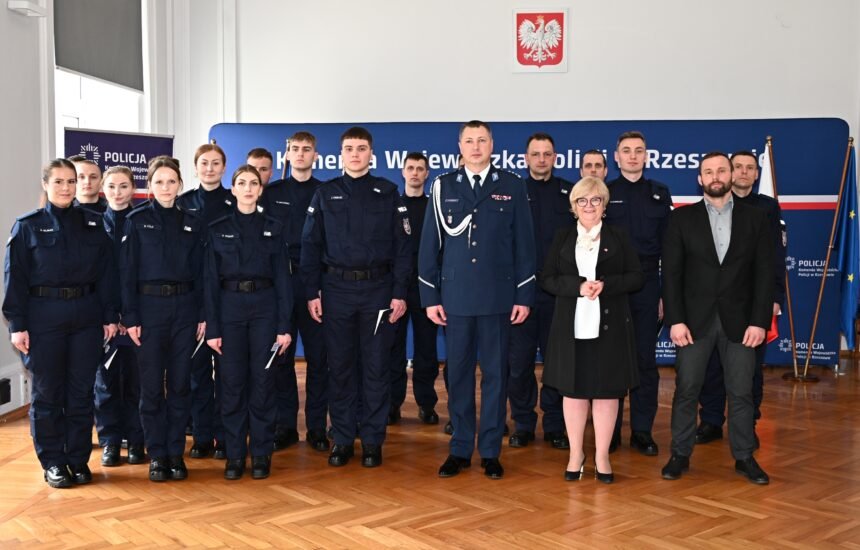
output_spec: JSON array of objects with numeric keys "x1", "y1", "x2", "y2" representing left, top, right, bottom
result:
[{"x1": 515, "y1": 12, "x2": 565, "y2": 67}]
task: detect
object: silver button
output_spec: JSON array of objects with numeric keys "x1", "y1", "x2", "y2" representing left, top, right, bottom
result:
[
  {"x1": 473, "y1": 208, "x2": 478, "y2": 213},
  {"x1": 472, "y1": 224, "x2": 477, "y2": 229},
  {"x1": 471, "y1": 241, "x2": 477, "y2": 246},
  {"x1": 471, "y1": 258, "x2": 477, "y2": 263},
  {"x1": 603, "y1": 325, "x2": 609, "y2": 330}
]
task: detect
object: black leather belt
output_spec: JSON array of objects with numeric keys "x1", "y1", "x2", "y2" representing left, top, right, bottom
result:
[
  {"x1": 325, "y1": 265, "x2": 390, "y2": 281},
  {"x1": 29, "y1": 284, "x2": 95, "y2": 299},
  {"x1": 221, "y1": 279, "x2": 274, "y2": 292},
  {"x1": 138, "y1": 282, "x2": 193, "y2": 297}
]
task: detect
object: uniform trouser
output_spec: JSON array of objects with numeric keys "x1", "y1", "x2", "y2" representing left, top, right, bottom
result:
[
  {"x1": 136, "y1": 294, "x2": 197, "y2": 458},
  {"x1": 218, "y1": 289, "x2": 277, "y2": 459},
  {"x1": 507, "y1": 293, "x2": 563, "y2": 433},
  {"x1": 698, "y1": 345, "x2": 765, "y2": 427},
  {"x1": 276, "y1": 274, "x2": 328, "y2": 432},
  {"x1": 615, "y1": 268, "x2": 661, "y2": 435},
  {"x1": 94, "y1": 344, "x2": 144, "y2": 446},
  {"x1": 390, "y1": 284, "x2": 439, "y2": 410},
  {"x1": 322, "y1": 275, "x2": 395, "y2": 446},
  {"x1": 446, "y1": 313, "x2": 511, "y2": 459},
  {"x1": 670, "y1": 314, "x2": 757, "y2": 460},
  {"x1": 190, "y1": 346, "x2": 223, "y2": 443},
  {"x1": 25, "y1": 296, "x2": 103, "y2": 469}
]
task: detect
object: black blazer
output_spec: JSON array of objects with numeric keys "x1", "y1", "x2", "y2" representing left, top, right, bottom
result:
[
  {"x1": 662, "y1": 199, "x2": 773, "y2": 342},
  {"x1": 539, "y1": 224, "x2": 644, "y2": 395}
]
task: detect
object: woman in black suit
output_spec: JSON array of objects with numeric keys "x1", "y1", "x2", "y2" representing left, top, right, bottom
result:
[{"x1": 540, "y1": 177, "x2": 643, "y2": 483}]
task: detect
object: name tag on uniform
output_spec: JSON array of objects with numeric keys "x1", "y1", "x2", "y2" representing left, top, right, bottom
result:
[
  {"x1": 143, "y1": 224, "x2": 156, "y2": 229},
  {"x1": 444, "y1": 198, "x2": 460, "y2": 203},
  {"x1": 263, "y1": 231, "x2": 272, "y2": 237},
  {"x1": 38, "y1": 227, "x2": 55, "y2": 233},
  {"x1": 183, "y1": 225, "x2": 192, "y2": 232},
  {"x1": 275, "y1": 201, "x2": 290, "y2": 205},
  {"x1": 220, "y1": 234, "x2": 235, "y2": 239},
  {"x1": 329, "y1": 195, "x2": 344, "y2": 200},
  {"x1": 610, "y1": 200, "x2": 624, "y2": 204}
]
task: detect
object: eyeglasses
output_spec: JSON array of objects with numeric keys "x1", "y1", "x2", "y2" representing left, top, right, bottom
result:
[{"x1": 574, "y1": 197, "x2": 603, "y2": 207}]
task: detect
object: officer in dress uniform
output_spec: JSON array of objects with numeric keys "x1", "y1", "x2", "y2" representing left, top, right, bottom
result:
[
  {"x1": 507, "y1": 133, "x2": 575, "y2": 450},
  {"x1": 387, "y1": 152, "x2": 440, "y2": 426},
  {"x1": 301, "y1": 126, "x2": 412, "y2": 468},
  {"x1": 204, "y1": 165, "x2": 293, "y2": 480},
  {"x1": 257, "y1": 134, "x2": 329, "y2": 452},
  {"x1": 70, "y1": 156, "x2": 109, "y2": 213},
  {"x1": 3, "y1": 158, "x2": 118, "y2": 488},
  {"x1": 603, "y1": 131, "x2": 673, "y2": 456},
  {"x1": 94, "y1": 166, "x2": 146, "y2": 467},
  {"x1": 121, "y1": 156, "x2": 207, "y2": 482},
  {"x1": 419, "y1": 120, "x2": 536, "y2": 480},
  {"x1": 694, "y1": 150, "x2": 786, "y2": 447},
  {"x1": 176, "y1": 144, "x2": 233, "y2": 460}
]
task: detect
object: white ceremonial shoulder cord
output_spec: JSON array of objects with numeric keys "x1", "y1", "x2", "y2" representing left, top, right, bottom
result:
[{"x1": 431, "y1": 176, "x2": 473, "y2": 249}]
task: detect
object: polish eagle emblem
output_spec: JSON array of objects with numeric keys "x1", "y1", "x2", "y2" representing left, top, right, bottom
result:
[{"x1": 518, "y1": 15, "x2": 562, "y2": 66}]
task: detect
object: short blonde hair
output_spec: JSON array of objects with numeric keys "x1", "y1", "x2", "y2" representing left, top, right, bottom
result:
[{"x1": 570, "y1": 176, "x2": 609, "y2": 209}]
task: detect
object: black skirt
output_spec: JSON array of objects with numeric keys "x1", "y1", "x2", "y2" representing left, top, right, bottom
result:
[{"x1": 559, "y1": 337, "x2": 630, "y2": 400}]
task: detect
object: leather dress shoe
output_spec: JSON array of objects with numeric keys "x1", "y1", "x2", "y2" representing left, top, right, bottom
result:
[
  {"x1": 630, "y1": 431, "x2": 659, "y2": 456},
  {"x1": 438, "y1": 455, "x2": 470, "y2": 478},
  {"x1": 661, "y1": 454, "x2": 689, "y2": 480},
  {"x1": 443, "y1": 420, "x2": 453, "y2": 435},
  {"x1": 307, "y1": 430, "x2": 330, "y2": 452},
  {"x1": 544, "y1": 431, "x2": 570, "y2": 450},
  {"x1": 168, "y1": 455, "x2": 188, "y2": 480},
  {"x1": 213, "y1": 441, "x2": 227, "y2": 459},
  {"x1": 565, "y1": 458, "x2": 585, "y2": 481},
  {"x1": 735, "y1": 456, "x2": 769, "y2": 485},
  {"x1": 609, "y1": 432, "x2": 621, "y2": 454},
  {"x1": 273, "y1": 428, "x2": 299, "y2": 451},
  {"x1": 387, "y1": 408, "x2": 401, "y2": 425},
  {"x1": 127, "y1": 444, "x2": 146, "y2": 465},
  {"x1": 418, "y1": 407, "x2": 439, "y2": 425},
  {"x1": 251, "y1": 455, "x2": 271, "y2": 479},
  {"x1": 595, "y1": 470, "x2": 615, "y2": 484},
  {"x1": 480, "y1": 457, "x2": 504, "y2": 479},
  {"x1": 101, "y1": 444, "x2": 121, "y2": 467},
  {"x1": 695, "y1": 422, "x2": 723, "y2": 445},
  {"x1": 149, "y1": 457, "x2": 170, "y2": 482},
  {"x1": 189, "y1": 440, "x2": 213, "y2": 458},
  {"x1": 70, "y1": 463, "x2": 93, "y2": 484},
  {"x1": 44, "y1": 465, "x2": 74, "y2": 488},
  {"x1": 328, "y1": 444, "x2": 354, "y2": 467},
  {"x1": 508, "y1": 430, "x2": 535, "y2": 448},
  {"x1": 224, "y1": 458, "x2": 245, "y2": 480},
  {"x1": 361, "y1": 445, "x2": 382, "y2": 468}
]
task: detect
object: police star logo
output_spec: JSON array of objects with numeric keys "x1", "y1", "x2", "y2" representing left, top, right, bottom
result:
[
  {"x1": 777, "y1": 338, "x2": 793, "y2": 354},
  {"x1": 78, "y1": 143, "x2": 101, "y2": 164},
  {"x1": 785, "y1": 256, "x2": 797, "y2": 271}
]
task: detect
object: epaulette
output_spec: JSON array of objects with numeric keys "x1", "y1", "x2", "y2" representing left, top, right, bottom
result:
[
  {"x1": 127, "y1": 202, "x2": 151, "y2": 218},
  {"x1": 16, "y1": 208, "x2": 43, "y2": 221}
]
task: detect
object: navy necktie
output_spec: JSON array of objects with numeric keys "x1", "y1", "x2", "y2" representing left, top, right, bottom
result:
[{"x1": 472, "y1": 174, "x2": 481, "y2": 199}]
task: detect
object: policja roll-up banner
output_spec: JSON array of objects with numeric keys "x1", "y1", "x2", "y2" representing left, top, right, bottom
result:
[
  {"x1": 64, "y1": 128, "x2": 175, "y2": 200},
  {"x1": 210, "y1": 118, "x2": 847, "y2": 366}
]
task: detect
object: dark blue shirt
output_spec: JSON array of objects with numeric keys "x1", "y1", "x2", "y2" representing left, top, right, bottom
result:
[
  {"x1": 605, "y1": 175, "x2": 673, "y2": 264},
  {"x1": 734, "y1": 191, "x2": 787, "y2": 308},
  {"x1": 524, "y1": 175, "x2": 576, "y2": 275},
  {"x1": 260, "y1": 176, "x2": 322, "y2": 263},
  {"x1": 176, "y1": 184, "x2": 234, "y2": 224}
]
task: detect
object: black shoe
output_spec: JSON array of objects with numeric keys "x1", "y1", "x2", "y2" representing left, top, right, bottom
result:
[
  {"x1": 735, "y1": 457, "x2": 769, "y2": 485},
  {"x1": 544, "y1": 431, "x2": 570, "y2": 450},
  {"x1": 661, "y1": 454, "x2": 690, "y2": 480},
  {"x1": 609, "y1": 432, "x2": 621, "y2": 454},
  {"x1": 387, "y1": 408, "x2": 401, "y2": 426},
  {"x1": 44, "y1": 465, "x2": 74, "y2": 488},
  {"x1": 595, "y1": 471, "x2": 615, "y2": 484},
  {"x1": 251, "y1": 455, "x2": 271, "y2": 479},
  {"x1": 361, "y1": 445, "x2": 382, "y2": 468},
  {"x1": 328, "y1": 444, "x2": 354, "y2": 467},
  {"x1": 444, "y1": 420, "x2": 454, "y2": 435},
  {"x1": 480, "y1": 457, "x2": 504, "y2": 479},
  {"x1": 213, "y1": 441, "x2": 227, "y2": 459},
  {"x1": 630, "y1": 431, "x2": 659, "y2": 456},
  {"x1": 189, "y1": 440, "x2": 213, "y2": 458},
  {"x1": 438, "y1": 455, "x2": 471, "y2": 478},
  {"x1": 307, "y1": 430, "x2": 330, "y2": 452},
  {"x1": 149, "y1": 457, "x2": 170, "y2": 482},
  {"x1": 101, "y1": 445, "x2": 121, "y2": 467},
  {"x1": 695, "y1": 422, "x2": 723, "y2": 445},
  {"x1": 564, "y1": 458, "x2": 585, "y2": 481},
  {"x1": 69, "y1": 463, "x2": 93, "y2": 484},
  {"x1": 127, "y1": 444, "x2": 146, "y2": 465},
  {"x1": 168, "y1": 455, "x2": 188, "y2": 480},
  {"x1": 508, "y1": 430, "x2": 535, "y2": 448},
  {"x1": 273, "y1": 428, "x2": 299, "y2": 451},
  {"x1": 224, "y1": 458, "x2": 245, "y2": 480},
  {"x1": 418, "y1": 407, "x2": 439, "y2": 425}
]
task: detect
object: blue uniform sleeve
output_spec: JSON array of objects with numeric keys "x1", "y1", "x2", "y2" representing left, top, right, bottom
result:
[
  {"x1": 391, "y1": 195, "x2": 413, "y2": 300},
  {"x1": 96, "y1": 233, "x2": 120, "y2": 325},
  {"x1": 203, "y1": 232, "x2": 221, "y2": 340},
  {"x1": 658, "y1": 185, "x2": 674, "y2": 255},
  {"x1": 417, "y1": 178, "x2": 442, "y2": 308},
  {"x1": 274, "y1": 233, "x2": 293, "y2": 335},
  {"x1": 193, "y1": 226, "x2": 206, "y2": 324},
  {"x1": 512, "y1": 180, "x2": 537, "y2": 307},
  {"x1": 299, "y1": 191, "x2": 324, "y2": 301},
  {"x1": 2, "y1": 221, "x2": 30, "y2": 333},
  {"x1": 119, "y1": 218, "x2": 141, "y2": 327}
]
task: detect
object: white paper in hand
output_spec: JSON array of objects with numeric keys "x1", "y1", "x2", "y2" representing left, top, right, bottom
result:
[
  {"x1": 374, "y1": 308, "x2": 392, "y2": 335},
  {"x1": 191, "y1": 335, "x2": 205, "y2": 358},
  {"x1": 264, "y1": 342, "x2": 282, "y2": 370}
]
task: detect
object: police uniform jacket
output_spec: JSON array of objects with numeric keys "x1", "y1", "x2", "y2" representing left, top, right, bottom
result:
[
  {"x1": 417, "y1": 166, "x2": 537, "y2": 316},
  {"x1": 119, "y1": 201, "x2": 206, "y2": 328},
  {"x1": 525, "y1": 175, "x2": 576, "y2": 299},
  {"x1": 3, "y1": 203, "x2": 119, "y2": 332},
  {"x1": 733, "y1": 191, "x2": 786, "y2": 309},
  {"x1": 203, "y1": 209, "x2": 293, "y2": 339},
  {"x1": 300, "y1": 173, "x2": 413, "y2": 301},
  {"x1": 260, "y1": 177, "x2": 322, "y2": 265},
  {"x1": 605, "y1": 175, "x2": 673, "y2": 270},
  {"x1": 176, "y1": 184, "x2": 234, "y2": 224},
  {"x1": 74, "y1": 196, "x2": 109, "y2": 213}
]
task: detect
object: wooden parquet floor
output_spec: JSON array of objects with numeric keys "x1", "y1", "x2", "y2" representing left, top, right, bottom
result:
[{"x1": 1, "y1": 359, "x2": 859, "y2": 549}]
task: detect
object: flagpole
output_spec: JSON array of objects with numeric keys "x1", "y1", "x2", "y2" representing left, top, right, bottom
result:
[
  {"x1": 801, "y1": 137, "x2": 854, "y2": 379},
  {"x1": 281, "y1": 138, "x2": 290, "y2": 180}
]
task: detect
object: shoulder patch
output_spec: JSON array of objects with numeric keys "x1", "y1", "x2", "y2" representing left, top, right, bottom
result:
[{"x1": 16, "y1": 208, "x2": 42, "y2": 221}]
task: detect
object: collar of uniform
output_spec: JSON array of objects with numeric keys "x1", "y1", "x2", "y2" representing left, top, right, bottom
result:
[
  {"x1": 199, "y1": 183, "x2": 226, "y2": 196},
  {"x1": 45, "y1": 201, "x2": 72, "y2": 218},
  {"x1": 618, "y1": 173, "x2": 646, "y2": 185},
  {"x1": 343, "y1": 172, "x2": 371, "y2": 185},
  {"x1": 527, "y1": 174, "x2": 555, "y2": 185},
  {"x1": 464, "y1": 164, "x2": 491, "y2": 187}
]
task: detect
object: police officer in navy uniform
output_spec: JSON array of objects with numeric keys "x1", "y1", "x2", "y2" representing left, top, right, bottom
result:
[
  {"x1": 419, "y1": 120, "x2": 536, "y2": 480},
  {"x1": 204, "y1": 165, "x2": 293, "y2": 480},
  {"x1": 121, "y1": 156, "x2": 207, "y2": 482},
  {"x1": 257, "y1": 134, "x2": 329, "y2": 452},
  {"x1": 301, "y1": 126, "x2": 412, "y2": 468},
  {"x1": 95, "y1": 166, "x2": 146, "y2": 467},
  {"x1": 3, "y1": 158, "x2": 118, "y2": 488},
  {"x1": 176, "y1": 143, "x2": 233, "y2": 460},
  {"x1": 604, "y1": 131, "x2": 673, "y2": 456},
  {"x1": 507, "y1": 133, "x2": 575, "y2": 450},
  {"x1": 70, "y1": 156, "x2": 109, "y2": 213},
  {"x1": 388, "y1": 152, "x2": 440, "y2": 425},
  {"x1": 695, "y1": 150, "x2": 786, "y2": 447}
]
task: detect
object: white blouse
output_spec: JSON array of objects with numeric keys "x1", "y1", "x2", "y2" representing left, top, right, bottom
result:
[{"x1": 574, "y1": 222, "x2": 601, "y2": 339}]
